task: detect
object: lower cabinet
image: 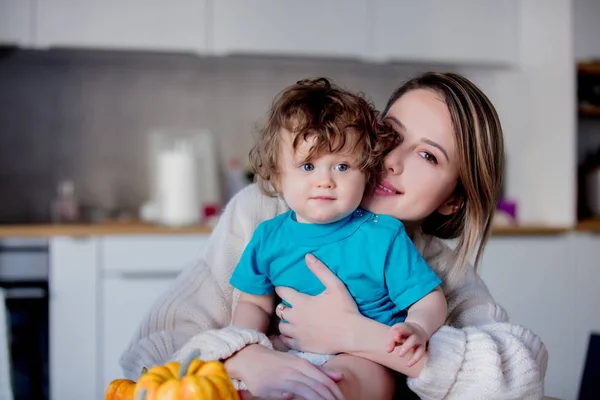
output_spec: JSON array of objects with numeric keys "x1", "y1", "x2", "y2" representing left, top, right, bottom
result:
[
  {"x1": 101, "y1": 275, "x2": 178, "y2": 391},
  {"x1": 49, "y1": 234, "x2": 208, "y2": 400}
]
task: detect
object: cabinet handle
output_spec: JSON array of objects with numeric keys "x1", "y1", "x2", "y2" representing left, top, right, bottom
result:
[{"x1": 119, "y1": 271, "x2": 181, "y2": 280}]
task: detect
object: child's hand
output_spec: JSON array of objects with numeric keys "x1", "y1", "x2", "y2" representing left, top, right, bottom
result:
[
  {"x1": 386, "y1": 322, "x2": 429, "y2": 367},
  {"x1": 270, "y1": 334, "x2": 290, "y2": 352}
]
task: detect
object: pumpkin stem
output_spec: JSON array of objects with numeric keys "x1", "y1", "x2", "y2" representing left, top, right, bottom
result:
[
  {"x1": 135, "y1": 388, "x2": 147, "y2": 400},
  {"x1": 178, "y1": 349, "x2": 201, "y2": 379}
]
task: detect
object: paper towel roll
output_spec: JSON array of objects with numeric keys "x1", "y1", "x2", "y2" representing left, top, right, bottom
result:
[{"x1": 156, "y1": 141, "x2": 200, "y2": 227}]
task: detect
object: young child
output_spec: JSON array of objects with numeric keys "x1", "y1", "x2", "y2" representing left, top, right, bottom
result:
[{"x1": 229, "y1": 78, "x2": 447, "y2": 367}]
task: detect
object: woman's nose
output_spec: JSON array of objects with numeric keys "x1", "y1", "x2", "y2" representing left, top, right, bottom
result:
[{"x1": 384, "y1": 146, "x2": 404, "y2": 175}]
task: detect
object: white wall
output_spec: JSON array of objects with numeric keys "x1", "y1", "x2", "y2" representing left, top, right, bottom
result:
[
  {"x1": 461, "y1": 0, "x2": 576, "y2": 227},
  {"x1": 574, "y1": 0, "x2": 600, "y2": 166},
  {"x1": 574, "y1": 0, "x2": 600, "y2": 61}
]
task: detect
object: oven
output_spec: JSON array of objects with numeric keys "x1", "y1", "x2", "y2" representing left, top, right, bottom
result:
[{"x1": 0, "y1": 238, "x2": 49, "y2": 400}]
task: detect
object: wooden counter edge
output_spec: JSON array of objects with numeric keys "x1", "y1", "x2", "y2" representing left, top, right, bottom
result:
[
  {"x1": 574, "y1": 218, "x2": 600, "y2": 233},
  {"x1": 0, "y1": 222, "x2": 576, "y2": 237},
  {"x1": 491, "y1": 225, "x2": 570, "y2": 236},
  {"x1": 0, "y1": 223, "x2": 214, "y2": 237}
]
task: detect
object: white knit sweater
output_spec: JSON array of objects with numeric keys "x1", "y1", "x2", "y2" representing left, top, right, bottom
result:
[{"x1": 120, "y1": 184, "x2": 548, "y2": 399}]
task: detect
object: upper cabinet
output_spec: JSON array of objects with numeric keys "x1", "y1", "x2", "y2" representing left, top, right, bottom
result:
[
  {"x1": 370, "y1": 0, "x2": 519, "y2": 65},
  {"x1": 35, "y1": 0, "x2": 209, "y2": 53},
  {"x1": 0, "y1": 0, "x2": 34, "y2": 46},
  {"x1": 9, "y1": 0, "x2": 519, "y2": 66},
  {"x1": 211, "y1": 0, "x2": 369, "y2": 59}
]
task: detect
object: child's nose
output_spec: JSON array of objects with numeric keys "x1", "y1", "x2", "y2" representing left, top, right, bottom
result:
[{"x1": 315, "y1": 171, "x2": 335, "y2": 188}]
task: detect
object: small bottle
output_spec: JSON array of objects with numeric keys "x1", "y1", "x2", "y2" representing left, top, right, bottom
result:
[{"x1": 51, "y1": 180, "x2": 80, "y2": 223}]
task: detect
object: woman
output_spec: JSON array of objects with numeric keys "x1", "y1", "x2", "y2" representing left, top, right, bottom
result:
[{"x1": 120, "y1": 73, "x2": 547, "y2": 399}]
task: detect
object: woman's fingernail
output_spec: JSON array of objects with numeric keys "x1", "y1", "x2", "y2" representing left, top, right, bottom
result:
[{"x1": 306, "y1": 254, "x2": 316, "y2": 263}]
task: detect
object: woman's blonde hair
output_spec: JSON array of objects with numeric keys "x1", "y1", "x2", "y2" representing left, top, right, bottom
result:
[
  {"x1": 384, "y1": 72, "x2": 504, "y2": 282},
  {"x1": 250, "y1": 78, "x2": 397, "y2": 196}
]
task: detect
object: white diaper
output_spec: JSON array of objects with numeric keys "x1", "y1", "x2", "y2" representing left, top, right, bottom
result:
[{"x1": 288, "y1": 350, "x2": 335, "y2": 366}]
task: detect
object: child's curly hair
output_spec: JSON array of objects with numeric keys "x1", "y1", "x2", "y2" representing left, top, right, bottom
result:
[{"x1": 249, "y1": 77, "x2": 398, "y2": 196}]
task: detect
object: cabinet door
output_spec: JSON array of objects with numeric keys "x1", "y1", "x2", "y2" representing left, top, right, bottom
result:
[
  {"x1": 478, "y1": 236, "x2": 573, "y2": 399},
  {"x1": 49, "y1": 237, "x2": 99, "y2": 400},
  {"x1": 212, "y1": 0, "x2": 369, "y2": 58},
  {"x1": 371, "y1": 0, "x2": 518, "y2": 65},
  {"x1": 570, "y1": 234, "x2": 600, "y2": 400},
  {"x1": 101, "y1": 275, "x2": 177, "y2": 393},
  {"x1": 35, "y1": 0, "x2": 208, "y2": 52},
  {"x1": 0, "y1": 0, "x2": 33, "y2": 45}
]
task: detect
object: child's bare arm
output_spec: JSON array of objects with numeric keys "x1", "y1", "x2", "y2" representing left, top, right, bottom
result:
[
  {"x1": 387, "y1": 286, "x2": 446, "y2": 366},
  {"x1": 232, "y1": 292, "x2": 276, "y2": 333},
  {"x1": 405, "y1": 286, "x2": 447, "y2": 337}
]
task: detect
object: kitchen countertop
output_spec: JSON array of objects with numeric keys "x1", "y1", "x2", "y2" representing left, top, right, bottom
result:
[
  {"x1": 0, "y1": 221, "x2": 214, "y2": 237},
  {"x1": 574, "y1": 218, "x2": 600, "y2": 232},
  {"x1": 0, "y1": 221, "x2": 574, "y2": 237}
]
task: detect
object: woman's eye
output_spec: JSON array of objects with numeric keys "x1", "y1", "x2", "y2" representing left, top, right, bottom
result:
[
  {"x1": 335, "y1": 163, "x2": 349, "y2": 172},
  {"x1": 419, "y1": 151, "x2": 438, "y2": 164},
  {"x1": 300, "y1": 163, "x2": 314, "y2": 171}
]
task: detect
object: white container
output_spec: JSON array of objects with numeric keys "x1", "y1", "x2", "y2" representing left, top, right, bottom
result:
[
  {"x1": 155, "y1": 139, "x2": 199, "y2": 227},
  {"x1": 149, "y1": 130, "x2": 222, "y2": 223}
]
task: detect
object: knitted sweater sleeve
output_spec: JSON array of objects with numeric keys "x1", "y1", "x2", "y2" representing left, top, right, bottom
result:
[
  {"x1": 407, "y1": 236, "x2": 548, "y2": 399},
  {"x1": 119, "y1": 184, "x2": 282, "y2": 380}
]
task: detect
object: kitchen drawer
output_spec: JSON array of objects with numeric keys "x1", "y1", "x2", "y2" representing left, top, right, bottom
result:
[{"x1": 99, "y1": 235, "x2": 209, "y2": 275}]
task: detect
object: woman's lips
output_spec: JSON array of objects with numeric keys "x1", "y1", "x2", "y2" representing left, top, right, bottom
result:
[{"x1": 374, "y1": 182, "x2": 402, "y2": 196}]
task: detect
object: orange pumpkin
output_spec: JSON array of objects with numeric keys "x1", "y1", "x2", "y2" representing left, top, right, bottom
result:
[
  {"x1": 105, "y1": 350, "x2": 239, "y2": 400},
  {"x1": 135, "y1": 359, "x2": 239, "y2": 400},
  {"x1": 105, "y1": 379, "x2": 136, "y2": 400}
]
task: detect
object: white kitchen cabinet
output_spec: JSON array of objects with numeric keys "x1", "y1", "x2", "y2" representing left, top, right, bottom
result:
[
  {"x1": 100, "y1": 235, "x2": 208, "y2": 275},
  {"x1": 212, "y1": 0, "x2": 369, "y2": 59},
  {"x1": 98, "y1": 234, "x2": 209, "y2": 398},
  {"x1": 371, "y1": 0, "x2": 518, "y2": 65},
  {"x1": 35, "y1": 0, "x2": 209, "y2": 53},
  {"x1": 478, "y1": 236, "x2": 574, "y2": 399},
  {"x1": 101, "y1": 275, "x2": 177, "y2": 394},
  {"x1": 49, "y1": 236, "x2": 99, "y2": 400},
  {"x1": 570, "y1": 233, "x2": 600, "y2": 400},
  {"x1": 49, "y1": 234, "x2": 209, "y2": 400},
  {"x1": 0, "y1": 0, "x2": 34, "y2": 45}
]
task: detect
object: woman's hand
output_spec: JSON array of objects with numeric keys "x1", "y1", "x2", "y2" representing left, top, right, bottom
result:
[
  {"x1": 275, "y1": 254, "x2": 363, "y2": 355},
  {"x1": 225, "y1": 343, "x2": 345, "y2": 400}
]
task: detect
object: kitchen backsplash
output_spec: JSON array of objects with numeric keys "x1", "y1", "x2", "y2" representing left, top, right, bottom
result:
[{"x1": 0, "y1": 48, "x2": 444, "y2": 223}]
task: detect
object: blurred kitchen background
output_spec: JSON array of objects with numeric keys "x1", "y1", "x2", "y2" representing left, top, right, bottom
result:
[{"x1": 1, "y1": 1, "x2": 600, "y2": 400}]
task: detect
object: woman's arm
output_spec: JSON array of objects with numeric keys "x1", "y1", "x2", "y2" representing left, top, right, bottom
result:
[
  {"x1": 119, "y1": 186, "x2": 347, "y2": 400},
  {"x1": 277, "y1": 253, "x2": 548, "y2": 400},
  {"x1": 119, "y1": 184, "x2": 283, "y2": 380}
]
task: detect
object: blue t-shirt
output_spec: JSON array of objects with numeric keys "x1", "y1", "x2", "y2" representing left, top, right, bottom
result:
[{"x1": 229, "y1": 209, "x2": 441, "y2": 326}]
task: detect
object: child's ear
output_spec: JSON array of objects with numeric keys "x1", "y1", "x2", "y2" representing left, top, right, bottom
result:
[{"x1": 437, "y1": 195, "x2": 463, "y2": 216}]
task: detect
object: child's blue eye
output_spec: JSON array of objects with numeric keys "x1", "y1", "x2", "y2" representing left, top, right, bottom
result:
[
  {"x1": 335, "y1": 163, "x2": 349, "y2": 172},
  {"x1": 300, "y1": 163, "x2": 314, "y2": 171}
]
